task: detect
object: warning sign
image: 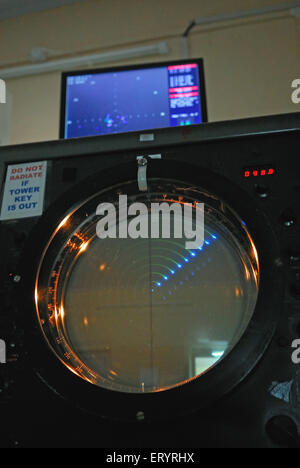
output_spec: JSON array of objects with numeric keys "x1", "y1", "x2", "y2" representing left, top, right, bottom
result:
[{"x1": 0, "y1": 161, "x2": 47, "y2": 220}]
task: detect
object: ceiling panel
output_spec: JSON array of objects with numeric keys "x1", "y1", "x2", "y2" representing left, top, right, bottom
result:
[{"x1": 0, "y1": 0, "x2": 84, "y2": 20}]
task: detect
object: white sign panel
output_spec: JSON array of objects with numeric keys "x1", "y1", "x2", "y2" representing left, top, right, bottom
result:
[{"x1": 0, "y1": 161, "x2": 47, "y2": 220}]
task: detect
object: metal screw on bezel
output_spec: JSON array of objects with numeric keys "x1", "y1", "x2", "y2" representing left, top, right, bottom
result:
[
  {"x1": 13, "y1": 275, "x2": 21, "y2": 283},
  {"x1": 136, "y1": 411, "x2": 145, "y2": 421},
  {"x1": 138, "y1": 157, "x2": 148, "y2": 167}
]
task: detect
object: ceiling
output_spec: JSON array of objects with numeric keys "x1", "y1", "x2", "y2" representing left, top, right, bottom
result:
[{"x1": 0, "y1": 0, "x2": 84, "y2": 20}]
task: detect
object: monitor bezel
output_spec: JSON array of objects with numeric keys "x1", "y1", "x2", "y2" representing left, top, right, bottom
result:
[{"x1": 59, "y1": 58, "x2": 208, "y2": 139}]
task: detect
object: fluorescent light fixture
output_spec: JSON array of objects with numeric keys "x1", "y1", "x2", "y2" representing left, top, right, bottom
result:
[{"x1": 0, "y1": 42, "x2": 169, "y2": 79}]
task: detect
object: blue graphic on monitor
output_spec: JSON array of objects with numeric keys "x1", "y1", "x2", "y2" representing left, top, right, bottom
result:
[{"x1": 63, "y1": 63, "x2": 204, "y2": 138}]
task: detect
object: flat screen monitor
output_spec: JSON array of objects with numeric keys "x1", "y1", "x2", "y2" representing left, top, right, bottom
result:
[{"x1": 60, "y1": 59, "x2": 207, "y2": 139}]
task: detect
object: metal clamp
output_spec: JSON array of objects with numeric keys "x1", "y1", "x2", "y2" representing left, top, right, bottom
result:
[{"x1": 136, "y1": 154, "x2": 162, "y2": 192}]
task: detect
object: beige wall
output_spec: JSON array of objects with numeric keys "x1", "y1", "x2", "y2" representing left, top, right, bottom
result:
[{"x1": 0, "y1": 0, "x2": 300, "y2": 145}]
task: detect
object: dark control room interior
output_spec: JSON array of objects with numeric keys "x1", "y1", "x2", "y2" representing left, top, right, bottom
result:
[{"x1": 0, "y1": 0, "x2": 300, "y2": 451}]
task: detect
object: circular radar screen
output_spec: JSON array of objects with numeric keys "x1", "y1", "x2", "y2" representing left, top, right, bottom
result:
[{"x1": 35, "y1": 180, "x2": 259, "y2": 393}]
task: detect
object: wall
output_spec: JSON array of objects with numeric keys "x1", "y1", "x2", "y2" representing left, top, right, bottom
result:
[
  {"x1": 0, "y1": 89, "x2": 12, "y2": 145},
  {"x1": 0, "y1": 0, "x2": 300, "y2": 145}
]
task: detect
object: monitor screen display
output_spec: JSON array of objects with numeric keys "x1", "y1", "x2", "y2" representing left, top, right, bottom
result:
[{"x1": 60, "y1": 59, "x2": 207, "y2": 139}]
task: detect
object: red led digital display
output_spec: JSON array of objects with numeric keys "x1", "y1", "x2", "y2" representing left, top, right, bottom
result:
[{"x1": 244, "y1": 167, "x2": 275, "y2": 178}]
